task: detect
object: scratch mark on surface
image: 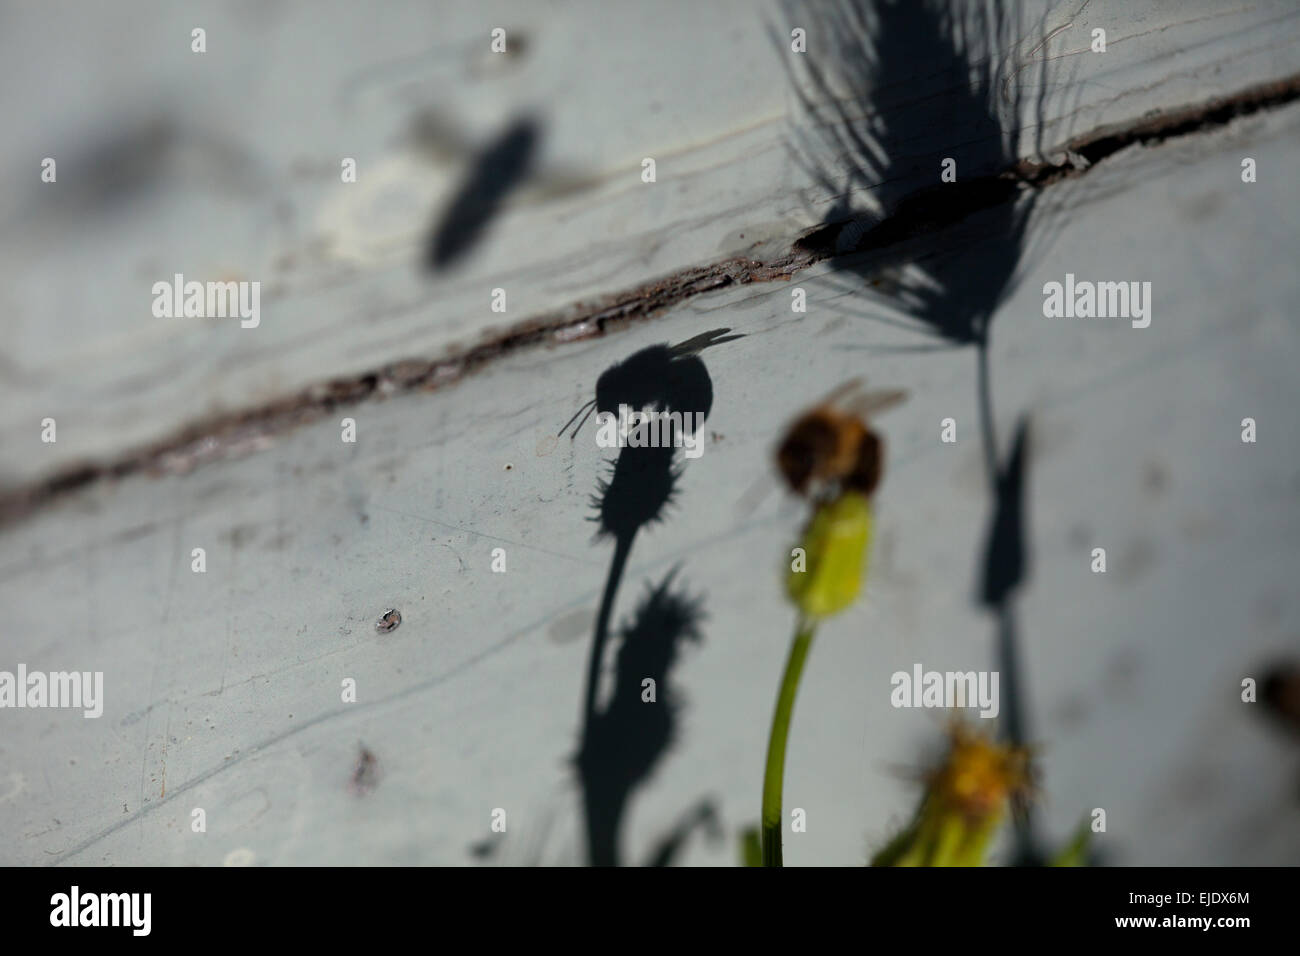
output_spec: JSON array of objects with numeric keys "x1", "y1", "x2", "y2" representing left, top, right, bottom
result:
[
  {"x1": 47, "y1": 573, "x2": 632, "y2": 862},
  {"x1": 219, "y1": 537, "x2": 235, "y2": 697},
  {"x1": 369, "y1": 503, "x2": 601, "y2": 567},
  {"x1": 160, "y1": 705, "x2": 171, "y2": 799}
]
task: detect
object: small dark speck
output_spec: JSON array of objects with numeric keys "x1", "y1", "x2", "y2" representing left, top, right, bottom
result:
[
  {"x1": 504, "y1": 463, "x2": 513, "y2": 471},
  {"x1": 1051, "y1": 693, "x2": 1089, "y2": 730},
  {"x1": 376, "y1": 608, "x2": 401, "y2": 633},
  {"x1": 1142, "y1": 461, "x2": 1169, "y2": 497},
  {"x1": 1104, "y1": 648, "x2": 1141, "y2": 698},
  {"x1": 352, "y1": 745, "x2": 380, "y2": 795}
]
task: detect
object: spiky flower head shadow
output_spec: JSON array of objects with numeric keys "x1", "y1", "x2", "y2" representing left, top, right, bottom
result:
[
  {"x1": 775, "y1": 0, "x2": 1087, "y2": 349},
  {"x1": 576, "y1": 567, "x2": 707, "y2": 866},
  {"x1": 589, "y1": 444, "x2": 682, "y2": 540}
]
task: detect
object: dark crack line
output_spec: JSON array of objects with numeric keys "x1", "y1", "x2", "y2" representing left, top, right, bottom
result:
[{"x1": 3, "y1": 72, "x2": 1298, "y2": 531}]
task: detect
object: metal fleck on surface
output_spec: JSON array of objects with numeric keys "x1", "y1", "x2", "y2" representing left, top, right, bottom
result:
[{"x1": 376, "y1": 609, "x2": 401, "y2": 633}]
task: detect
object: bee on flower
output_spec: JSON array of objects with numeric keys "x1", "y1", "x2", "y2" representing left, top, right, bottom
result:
[
  {"x1": 758, "y1": 380, "x2": 905, "y2": 866},
  {"x1": 777, "y1": 379, "x2": 906, "y2": 619}
]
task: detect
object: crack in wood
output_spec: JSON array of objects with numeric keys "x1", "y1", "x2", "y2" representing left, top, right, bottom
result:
[{"x1": 2, "y1": 71, "x2": 1298, "y2": 530}]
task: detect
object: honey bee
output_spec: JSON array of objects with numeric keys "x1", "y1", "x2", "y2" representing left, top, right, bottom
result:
[{"x1": 776, "y1": 378, "x2": 907, "y2": 498}]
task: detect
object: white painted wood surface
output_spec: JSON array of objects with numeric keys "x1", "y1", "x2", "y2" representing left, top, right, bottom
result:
[
  {"x1": 2, "y1": 0, "x2": 1298, "y2": 489},
  {"x1": 3, "y1": 77, "x2": 1299, "y2": 865}
]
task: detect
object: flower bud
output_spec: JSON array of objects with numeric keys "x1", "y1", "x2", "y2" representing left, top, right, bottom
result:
[{"x1": 785, "y1": 491, "x2": 872, "y2": 620}]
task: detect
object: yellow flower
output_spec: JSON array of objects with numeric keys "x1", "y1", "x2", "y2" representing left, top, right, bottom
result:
[{"x1": 872, "y1": 724, "x2": 1033, "y2": 867}]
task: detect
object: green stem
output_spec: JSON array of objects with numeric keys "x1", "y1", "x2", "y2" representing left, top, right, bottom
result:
[{"x1": 761, "y1": 616, "x2": 817, "y2": 867}]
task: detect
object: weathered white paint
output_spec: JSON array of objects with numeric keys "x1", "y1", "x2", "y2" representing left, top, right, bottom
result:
[
  {"x1": 3, "y1": 97, "x2": 1298, "y2": 864},
  {"x1": 2, "y1": 0, "x2": 1298, "y2": 488}
]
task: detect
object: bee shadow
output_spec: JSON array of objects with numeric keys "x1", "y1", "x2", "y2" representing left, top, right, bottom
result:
[{"x1": 569, "y1": 334, "x2": 736, "y2": 865}]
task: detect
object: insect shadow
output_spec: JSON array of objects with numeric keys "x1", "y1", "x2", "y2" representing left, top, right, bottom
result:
[
  {"x1": 776, "y1": 0, "x2": 1088, "y2": 863},
  {"x1": 426, "y1": 115, "x2": 541, "y2": 270},
  {"x1": 567, "y1": 329, "x2": 740, "y2": 865}
]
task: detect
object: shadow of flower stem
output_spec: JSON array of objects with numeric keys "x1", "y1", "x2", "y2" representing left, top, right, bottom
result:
[{"x1": 583, "y1": 533, "x2": 635, "y2": 735}]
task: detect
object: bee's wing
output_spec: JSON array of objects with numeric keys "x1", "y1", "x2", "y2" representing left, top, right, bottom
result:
[
  {"x1": 812, "y1": 376, "x2": 866, "y2": 408},
  {"x1": 842, "y1": 388, "x2": 909, "y2": 420}
]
